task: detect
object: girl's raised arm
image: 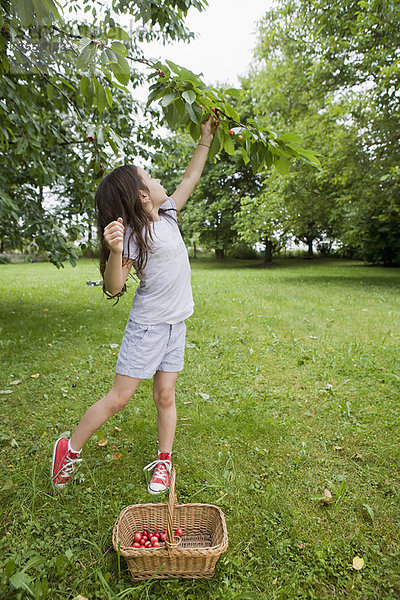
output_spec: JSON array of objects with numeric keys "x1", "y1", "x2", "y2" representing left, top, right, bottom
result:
[{"x1": 172, "y1": 116, "x2": 215, "y2": 211}]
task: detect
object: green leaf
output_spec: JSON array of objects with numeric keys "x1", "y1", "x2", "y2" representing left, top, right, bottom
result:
[
  {"x1": 40, "y1": 0, "x2": 63, "y2": 22},
  {"x1": 185, "y1": 102, "x2": 200, "y2": 125},
  {"x1": 110, "y1": 41, "x2": 127, "y2": 57},
  {"x1": 223, "y1": 134, "x2": 235, "y2": 155},
  {"x1": 165, "y1": 60, "x2": 203, "y2": 83},
  {"x1": 295, "y1": 147, "x2": 321, "y2": 168},
  {"x1": 182, "y1": 90, "x2": 196, "y2": 104},
  {"x1": 32, "y1": 0, "x2": 51, "y2": 25},
  {"x1": 77, "y1": 36, "x2": 92, "y2": 54},
  {"x1": 46, "y1": 82, "x2": 54, "y2": 100},
  {"x1": 278, "y1": 133, "x2": 303, "y2": 144},
  {"x1": 76, "y1": 42, "x2": 97, "y2": 69},
  {"x1": 249, "y1": 141, "x2": 267, "y2": 174},
  {"x1": 273, "y1": 153, "x2": 290, "y2": 174},
  {"x1": 9, "y1": 572, "x2": 34, "y2": 593},
  {"x1": 208, "y1": 129, "x2": 221, "y2": 160},
  {"x1": 80, "y1": 75, "x2": 90, "y2": 96},
  {"x1": 104, "y1": 85, "x2": 113, "y2": 107},
  {"x1": 164, "y1": 103, "x2": 181, "y2": 129},
  {"x1": 242, "y1": 145, "x2": 250, "y2": 165},
  {"x1": 225, "y1": 88, "x2": 243, "y2": 98},
  {"x1": 159, "y1": 93, "x2": 178, "y2": 107},
  {"x1": 110, "y1": 53, "x2": 130, "y2": 85},
  {"x1": 96, "y1": 127, "x2": 105, "y2": 145},
  {"x1": 15, "y1": 0, "x2": 34, "y2": 28},
  {"x1": 107, "y1": 26, "x2": 130, "y2": 41},
  {"x1": 189, "y1": 121, "x2": 201, "y2": 142},
  {"x1": 96, "y1": 82, "x2": 107, "y2": 114},
  {"x1": 104, "y1": 49, "x2": 118, "y2": 64}
]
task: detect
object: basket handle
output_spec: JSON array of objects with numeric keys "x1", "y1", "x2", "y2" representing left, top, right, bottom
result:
[{"x1": 165, "y1": 468, "x2": 180, "y2": 552}]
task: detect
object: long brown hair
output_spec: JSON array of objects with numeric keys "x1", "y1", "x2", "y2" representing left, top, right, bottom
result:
[{"x1": 95, "y1": 164, "x2": 175, "y2": 300}]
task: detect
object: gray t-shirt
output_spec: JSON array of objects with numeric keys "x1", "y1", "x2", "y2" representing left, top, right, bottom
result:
[{"x1": 122, "y1": 197, "x2": 194, "y2": 324}]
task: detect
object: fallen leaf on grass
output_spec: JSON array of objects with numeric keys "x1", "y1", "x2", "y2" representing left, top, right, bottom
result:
[
  {"x1": 9, "y1": 380, "x2": 22, "y2": 386},
  {"x1": 323, "y1": 488, "x2": 333, "y2": 503},
  {"x1": 199, "y1": 393, "x2": 210, "y2": 400},
  {"x1": 74, "y1": 596, "x2": 89, "y2": 600},
  {"x1": 97, "y1": 439, "x2": 108, "y2": 447},
  {"x1": 180, "y1": 417, "x2": 191, "y2": 421},
  {"x1": 2, "y1": 480, "x2": 18, "y2": 492},
  {"x1": 114, "y1": 426, "x2": 122, "y2": 432},
  {"x1": 352, "y1": 556, "x2": 365, "y2": 570},
  {"x1": 352, "y1": 453, "x2": 363, "y2": 459},
  {"x1": 334, "y1": 446, "x2": 344, "y2": 451},
  {"x1": 30, "y1": 373, "x2": 40, "y2": 379},
  {"x1": 272, "y1": 577, "x2": 278, "y2": 585},
  {"x1": 112, "y1": 452, "x2": 123, "y2": 461},
  {"x1": 183, "y1": 401, "x2": 192, "y2": 405},
  {"x1": 0, "y1": 390, "x2": 13, "y2": 394}
]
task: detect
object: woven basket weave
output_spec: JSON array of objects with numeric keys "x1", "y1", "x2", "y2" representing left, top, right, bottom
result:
[{"x1": 112, "y1": 469, "x2": 228, "y2": 580}]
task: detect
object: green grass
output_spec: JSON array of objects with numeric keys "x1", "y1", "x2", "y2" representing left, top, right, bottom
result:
[{"x1": 0, "y1": 257, "x2": 399, "y2": 600}]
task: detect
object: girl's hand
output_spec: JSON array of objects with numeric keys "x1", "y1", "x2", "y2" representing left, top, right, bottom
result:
[
  {"x1": 104, "y1": 217, "x2": 124, "y2": 254},
  {"x1": 200, "y1": 115, "x2": 216, "y2": 148}
]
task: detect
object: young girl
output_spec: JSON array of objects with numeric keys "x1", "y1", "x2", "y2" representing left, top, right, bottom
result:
[{"x1": 51, "y1": 116, "x2": 215, "y2": 494}]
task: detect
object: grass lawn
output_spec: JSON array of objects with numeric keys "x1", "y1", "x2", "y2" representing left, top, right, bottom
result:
[{"x1": 0, "y1": 257, "x2": 399, "y2": 600}]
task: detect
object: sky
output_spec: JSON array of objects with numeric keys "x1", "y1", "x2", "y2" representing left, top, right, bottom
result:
[{"x1": 135, "y1": 0, "x2": 272, "y2": 97}]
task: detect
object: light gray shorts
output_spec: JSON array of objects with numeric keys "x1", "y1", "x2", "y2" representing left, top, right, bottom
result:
[{"x1": 115, "y1": 319, "x2": 186, "y2": 379}]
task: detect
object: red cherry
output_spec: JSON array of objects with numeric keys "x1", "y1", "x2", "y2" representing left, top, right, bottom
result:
[
  {"x1": 160, "y1": 533, "x2": 167, "y2": 542},
  {"x1": 213, "y1": 120, "x2": 219, "y2": 128},
  {"x1": 145, "y1": 541, "x2": 151, "y2": 548},
  {"x1": 91, "y1": 158, "x2": 95, "y2": 163},
  {"x1": 175, "y1": 528, "x2": 183, "y2": 537},
  {"x1": 199, "y1": 104, "x2": 203, "y2": 109},
  {"x1": 153, "y1": 541, "x2": 160, "y2": 548},
  {"x1": 154, "y1": 531, "x2": 160, "y2": 539},
  {"x1": 228, "y1": 129, "x2": 233, "y2": 135},
  {"x1": 133, "y1": 532, "x2": 142, "y2": 543},
  {"x1": 142, "y1": 530, "x2": 148, "y2": 536},
  {"x1": 150, "y1": 536, "x2": 158, "y2": 545},
  {"x1": 100, "y1": 169, "x2": 104, "y2": 175},
  {"x1": 157, "y1": 69, "x2": 165, "y2": 77},
  {"x1": 211, "y1": 107, "x2": 216, "y2": 114},
  {"x1": 140, "y1": 540, "x2": 145, "y2": 546},
  {"x1": 238, "y1": 134, "x2": 243, "y2": 141},
  {"x1": 133, "y1": 542, "x2": 141, "y2": 548}
]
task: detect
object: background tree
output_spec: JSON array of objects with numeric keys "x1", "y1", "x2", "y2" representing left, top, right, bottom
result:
[{"x1": 241, "y1": 0, "x2": 400, "y2": 265}]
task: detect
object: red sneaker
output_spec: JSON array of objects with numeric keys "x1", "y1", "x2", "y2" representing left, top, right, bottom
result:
[
  {"x1": 143, "y1": 452, "x2": 171, "y2": 495},
  {"x1": 51, "y1": 437, "x2": 82, "y2": 491}
]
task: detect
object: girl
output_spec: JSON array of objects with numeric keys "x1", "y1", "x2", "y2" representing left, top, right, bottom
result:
[{"x1": 51, "y1": 116, "x2": 215, "y2": 494}]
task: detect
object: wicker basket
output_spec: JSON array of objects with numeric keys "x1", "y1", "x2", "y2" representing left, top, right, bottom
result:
[{"x1": 112, "y1": 469, "x2": 228, "y2": 580}]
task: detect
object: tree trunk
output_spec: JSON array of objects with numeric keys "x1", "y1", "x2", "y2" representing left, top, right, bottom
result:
[
  {"x1": 307, "y1": 237, "x2": 313, "y2": 257},
  {"x1": 0, "y1": 239, "x2": 4, "y2": 254},
  {"x1": 215, "y1": 248, "x2": 224, "y2": 258},
  {"x1": 193, "y1": 241, "x2": 197, "y2": 259},
  {"x1": 264, "y1": 237, "x2": 272, "y2": 264}
]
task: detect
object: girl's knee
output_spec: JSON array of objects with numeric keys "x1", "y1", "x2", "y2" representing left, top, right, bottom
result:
[
  {"x1": 154, "y1": 387, "x2": 175, "y2": 409},
  {"x1": 107, "y1": 387, "x2": 132, "y2": 413}
]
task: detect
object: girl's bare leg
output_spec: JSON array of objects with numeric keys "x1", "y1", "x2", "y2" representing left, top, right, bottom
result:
[
  {"x1": 152, "y1": 371, "x2": 179, "y2": 453},
  {"x1": 69, "y1": 374, "x2": 141, "y2": 451}
]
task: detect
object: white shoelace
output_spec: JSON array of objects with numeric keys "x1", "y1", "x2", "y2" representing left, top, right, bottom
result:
[
  {"x1": 57, "y1": 455, "x2": 82, "y2": 478},
  {"x1": 143, "y1": 458, "x2": 171, "y2": 483}
]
